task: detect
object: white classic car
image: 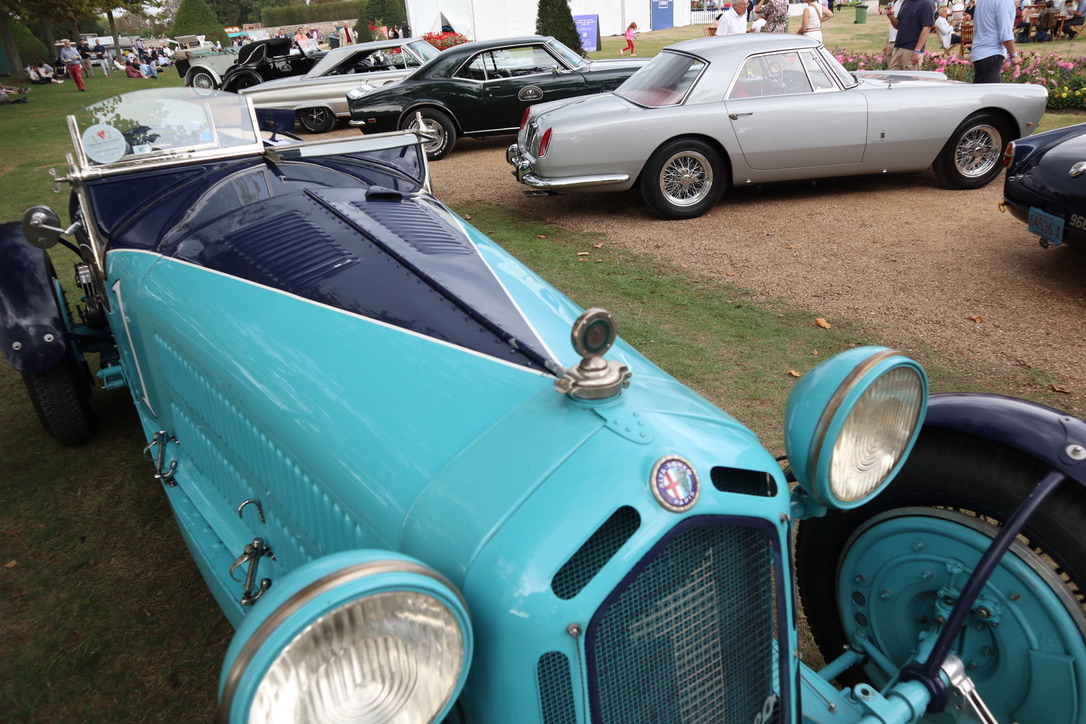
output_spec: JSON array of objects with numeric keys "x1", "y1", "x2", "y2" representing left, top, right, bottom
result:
[
  {"x1": 239, "y1": 38, "x2": 441, "y2": 133},
  {"x1": 508, "y1": 35, "x2": 1049, "y2": 219}
]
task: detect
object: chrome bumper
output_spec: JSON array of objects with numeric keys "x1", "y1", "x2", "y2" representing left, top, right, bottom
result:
[{"x1": 506, "y1": 143, "x2": 630, "y2": 191}]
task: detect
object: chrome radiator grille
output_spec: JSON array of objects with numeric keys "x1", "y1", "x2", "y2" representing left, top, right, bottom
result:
[{"x1": 585, "y1": 517, "x2": 783, "y2": 724}]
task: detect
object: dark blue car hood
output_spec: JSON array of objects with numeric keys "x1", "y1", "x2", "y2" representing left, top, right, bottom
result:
[{"x1": 86, "y1": 156, "x2": 555, "y2": 372}]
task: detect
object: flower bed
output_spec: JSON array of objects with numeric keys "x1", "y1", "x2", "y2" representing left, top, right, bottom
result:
[
  {"x1": 423, "y1": 31, "x2": 471, "y2": 50},
  {"x1": 831, "y1": 48, "x2": 1086, "y2": 109}
]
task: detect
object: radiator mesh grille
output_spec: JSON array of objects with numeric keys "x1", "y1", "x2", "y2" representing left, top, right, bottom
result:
[
  {"x1": 538, "y1": 652, "x2": 578, "y2": 724},
  {"x1": 588, "y1": 520, "x2": 779, "y2": 724},
  {"x1": 552, "y1": 506, "x2": 641, "y2": 600}
]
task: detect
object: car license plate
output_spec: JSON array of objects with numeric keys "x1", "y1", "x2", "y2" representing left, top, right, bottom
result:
[{"x1": 1028, "y1": 207, "x2": 1065, "y2": 246}]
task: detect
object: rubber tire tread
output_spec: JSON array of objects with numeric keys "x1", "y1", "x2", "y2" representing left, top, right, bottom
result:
[
  {"x1": 931, "y1": 111, "x2": 1007, "y2": 190},
  {"x1": 298, "y1": 107, "x2": 335, "y2": 134},
  {"x1": 640, "y1": 138, "x2": 726, "y2": 220},
  {"x1": 22, "y1": 353, "x2": 99, "y2": 446},
  {"x1": 795, "y1": 427, "x2": 1086, "y2": 684},
  {"x1": 402, "y1": 109, "x2": 456, "y2": 161}
]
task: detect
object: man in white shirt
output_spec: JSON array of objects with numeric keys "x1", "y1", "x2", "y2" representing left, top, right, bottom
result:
[{"x1": 718, "y1": 0, "x2": 752, "y2": 34}]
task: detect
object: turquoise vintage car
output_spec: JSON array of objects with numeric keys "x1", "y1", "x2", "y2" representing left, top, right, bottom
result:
[{"x1": 3, "y1": 88, "x2": 1086, "y2": 724}]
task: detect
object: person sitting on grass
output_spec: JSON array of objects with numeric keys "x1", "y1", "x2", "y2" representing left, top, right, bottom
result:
[
  {"x1": 124, "y1": 60, "x2": 144, "y2": 78},
  {"x1": 1, "y1": 85, "x2": 29, "y2": 104}
]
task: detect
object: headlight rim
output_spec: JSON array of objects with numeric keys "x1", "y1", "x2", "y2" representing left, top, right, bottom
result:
[{"x1": 219, "y1": 556, "x2": 470, "y2": 724}]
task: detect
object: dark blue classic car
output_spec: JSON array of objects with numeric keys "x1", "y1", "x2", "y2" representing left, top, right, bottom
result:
[
  {"x1": 3, "y1": 88, "x2": 1086, "y2": 724},
  {"x1": 347, "y1": 36, "x2": 648, "y2": 160},
  {"x1": 1002, "y1": 122, "x2": 1086, "y2": 247}
]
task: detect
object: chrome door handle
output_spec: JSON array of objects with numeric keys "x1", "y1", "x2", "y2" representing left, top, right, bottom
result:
[{"x1": 729, "y1": 112, "x2": 753, "y2": 120}]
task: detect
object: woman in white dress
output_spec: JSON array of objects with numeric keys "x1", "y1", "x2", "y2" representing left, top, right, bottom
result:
[{"x1": 798, "y1": 0, "x2": 834, "y2": 41}]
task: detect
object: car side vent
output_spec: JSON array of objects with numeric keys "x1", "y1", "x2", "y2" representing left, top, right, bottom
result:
[
  {"x1": 220, "y1": 211, "x2": 357, "y2": 292},
  {"x1": 552, "y1": 506, "x2": 640, "y2": 600},
  {"x1": 351, "y1": 199, "x2": 474, "y2": 256},
  {"x1": 710, "y1": 466, "x2": 778, "y2": 497},
  {"x1": 538, "y1": 652, "x2": 577, "y2": 724}
]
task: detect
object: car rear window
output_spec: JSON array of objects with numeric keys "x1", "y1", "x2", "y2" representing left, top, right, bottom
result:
[{"x1": 615, "y1": 52, "x2": 705, "y2": 107}]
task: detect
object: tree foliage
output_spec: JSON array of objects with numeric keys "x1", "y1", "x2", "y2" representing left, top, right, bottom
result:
[
  {"x1": 10, "y1": 18, "x2": 49, "y2": 64},
  {"x1": 536, "y1": 0, "x2": 583, "y2": 54},
  {"x1": 171, "y1": 0, "x2": 227, "y2": 43}
]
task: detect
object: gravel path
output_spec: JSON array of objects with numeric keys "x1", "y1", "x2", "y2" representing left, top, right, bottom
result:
[
  {"x1": 313, "y1": 126, "x2": 1084, "y2": 412},
  {"x1": 424, "y1": 135, "x2": 1086, "y2": 414}
]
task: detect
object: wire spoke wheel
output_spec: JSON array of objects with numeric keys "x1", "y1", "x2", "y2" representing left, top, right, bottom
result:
[
  {"x1": 954, "y1": 124, "x2": 1000, "y2": 179},
  {"x1": 933, "y1": 112, "x2": 1007, "y2": 189},
  {"x1": 641, "y1": 139, "x2": 726, "y2": 219},
  {"x1": 660, "y1": 151, "x2": 713, "y2": 206}
]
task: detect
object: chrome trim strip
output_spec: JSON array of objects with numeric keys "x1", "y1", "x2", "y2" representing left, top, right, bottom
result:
[{"x1": 518, "y1": 172, "x2": 630, "y2": 190}]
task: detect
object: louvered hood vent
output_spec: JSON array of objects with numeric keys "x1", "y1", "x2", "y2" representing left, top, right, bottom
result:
[{"x1": 173, "y1": 185, "x2": 555, "y2": 373}]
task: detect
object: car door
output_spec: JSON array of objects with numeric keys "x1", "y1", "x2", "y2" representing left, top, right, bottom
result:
[
  {"x1": 464, "y1": 45, "x2": 588, "y2": 133},
  {"x1": 724, "y1": 50, "x2": 867, "y2": 173}
]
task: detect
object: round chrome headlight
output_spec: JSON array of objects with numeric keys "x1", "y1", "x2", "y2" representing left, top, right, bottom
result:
[
  {"x1": 785, "y1": 347, "x2": 927, "y2": 509},
  {"x1": 220, "y1": 551, "x2": 472, "y2": 724}
]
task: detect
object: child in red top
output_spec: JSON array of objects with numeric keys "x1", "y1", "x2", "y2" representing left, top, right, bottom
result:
[{"x1": 620, "y1": 22, "x2": 638, "y2": 55}]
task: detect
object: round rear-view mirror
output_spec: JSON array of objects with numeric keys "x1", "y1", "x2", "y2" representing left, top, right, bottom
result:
[{"x1": 21, "y1": 206, "x2": 62, "y2": 249}]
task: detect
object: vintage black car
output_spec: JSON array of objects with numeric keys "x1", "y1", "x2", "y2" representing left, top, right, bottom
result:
[
  {"x1": 1001, "y1": 122, "x2": 1086, "y2": 247},
  {"x1": 347, "y1": 36, "x2": 648, "y2": 160},
  {"x1": 219, "y1": 37, "x2": 327, "y2": 92}
]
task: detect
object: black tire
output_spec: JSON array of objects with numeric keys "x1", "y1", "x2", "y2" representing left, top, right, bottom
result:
[
  {"x1": 297, "y1": 107, "x2": 335, "y2": 134},
  {"x1": 22, "y1": 351, "x2": 99, "y2": 445},
  {"x1": 224, "y1": 72, "x2": 261, "y2": 93},
  {"x1": 400, "y1": 108, "x2": 456, "y2": 161},
  {"x1": 932, "y1": 112, "x2": 1008, "y2": 189},
  {"x1": 188, "y1": 68, "x2": 216, "y2": 90},
  {"x1": 797, "y1": 427, "x2": 1086, "y2": 723},
  {"x1": 640, "y1": 138, "x2": 726, "y2": 220}
]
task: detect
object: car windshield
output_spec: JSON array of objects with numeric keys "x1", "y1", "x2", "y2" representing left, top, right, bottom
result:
[
  {"x1": 546, "y1": 38, "x2": 587, "y2": 69},
  {"x1": 817, "y1": 46, "x2": 857, "y2": 88},
  {"x1": 614, "y1": 51, "x2": 706, "y2": 107},
  {"x1": 72, "y1": 88, "x2": 261, "y2": 170}
]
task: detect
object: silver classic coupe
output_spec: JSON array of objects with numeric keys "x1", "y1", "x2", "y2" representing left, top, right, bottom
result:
[
  {"x1": 508, "y1": 35, "x2": 1049, "y2": 219},
  {"x1": 238, "y1": 38, "x2": 440, "y2": 133}
]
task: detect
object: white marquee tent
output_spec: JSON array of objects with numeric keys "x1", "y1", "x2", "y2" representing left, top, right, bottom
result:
[{"x1": 406, "y1": 0, "x2": 693, "y2": 43}]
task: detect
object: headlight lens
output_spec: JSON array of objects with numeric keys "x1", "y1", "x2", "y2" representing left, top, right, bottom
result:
[
  {"x1": 784, "y1": 347, "x2": 928, "y2": 510},
  {"x1": 250, "y1": 591, "x2": 464, "y2": 723},
  {"x1": 220, "y1": 552, "x2": 472, "y2": 724},
  {"x1": 828, "y1": 366, "x2": 925, "y2": 503}
]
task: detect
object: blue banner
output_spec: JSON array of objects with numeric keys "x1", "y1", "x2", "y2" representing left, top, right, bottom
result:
[{"x1": 575, "y1": 15, "x2": 600, "y2": 52}]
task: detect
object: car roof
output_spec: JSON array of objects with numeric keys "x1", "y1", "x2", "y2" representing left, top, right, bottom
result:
[
  {"x1": 668, "y1": 34, "x2": 822, "y2": 63},
  {"x1": 306, "y1": 38, "x2": 419, "y2": 76}
]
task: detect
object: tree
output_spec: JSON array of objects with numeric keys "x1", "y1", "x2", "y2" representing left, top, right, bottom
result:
[
  {"x1": 360, "y1": 0, "x2": 405, "y2": 35},
  {"x1": 171, "y1": 0, "x2": 227, "y2": 44},
  {"x1": 536, "y1": 0, "x2": 583, "y2": 54}
]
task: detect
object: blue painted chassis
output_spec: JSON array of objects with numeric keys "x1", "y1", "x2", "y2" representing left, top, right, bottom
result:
[{"x1": 3, "y1": 96, "x2": 1085, "y2": 723}]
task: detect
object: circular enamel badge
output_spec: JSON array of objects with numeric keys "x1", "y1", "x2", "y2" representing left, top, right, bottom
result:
[{"x1": 651, "y1": 456, "x2": 699, "y2": 512}]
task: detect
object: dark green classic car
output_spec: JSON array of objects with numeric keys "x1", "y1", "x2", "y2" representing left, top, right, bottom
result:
[{"x1": 347, "y1": 36, "x2": 648, "y2": 160}]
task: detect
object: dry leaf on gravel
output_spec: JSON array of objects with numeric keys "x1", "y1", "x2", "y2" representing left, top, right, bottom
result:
[
  {"x1": 788, "y1": 370, "x2": 801, "y2": 377},
  {"x1": 966, "y1": 315, "x2": 984, "y2": 323},
  {"x1": 815, "y1": 318, "x2": 832, "y2": 329}
]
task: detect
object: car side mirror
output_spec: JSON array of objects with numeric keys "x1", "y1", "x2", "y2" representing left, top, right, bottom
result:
[{"x1": 21, "y1": 205, "x2": 63, "y2": 249}]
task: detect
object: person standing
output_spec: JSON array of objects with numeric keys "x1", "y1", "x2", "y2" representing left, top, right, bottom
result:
[
  {"x1": 971, "y1": 0, "x2": 1021, "y2": 82},
  {"x1": 798, "y1": 0, "x2": 833, "y2": 39},
  {"x1": 93, "y1": 40, "x2": 110, "y2": 76},
  {"x1": 60, "y1": 39, "x2": 86, "y2": 91},
  {"x1": 620, "y1": 21, "x2": 638, "y2": 54},
  {"x1": 886, "y1": 0, "x2": 935, "y2": 70},
  {"x1": 755, "y1": 0, "x2": 790, "y2": 32},
  {"x1": 718, "y1": 0, "x2": 752, "y2": 34}
]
